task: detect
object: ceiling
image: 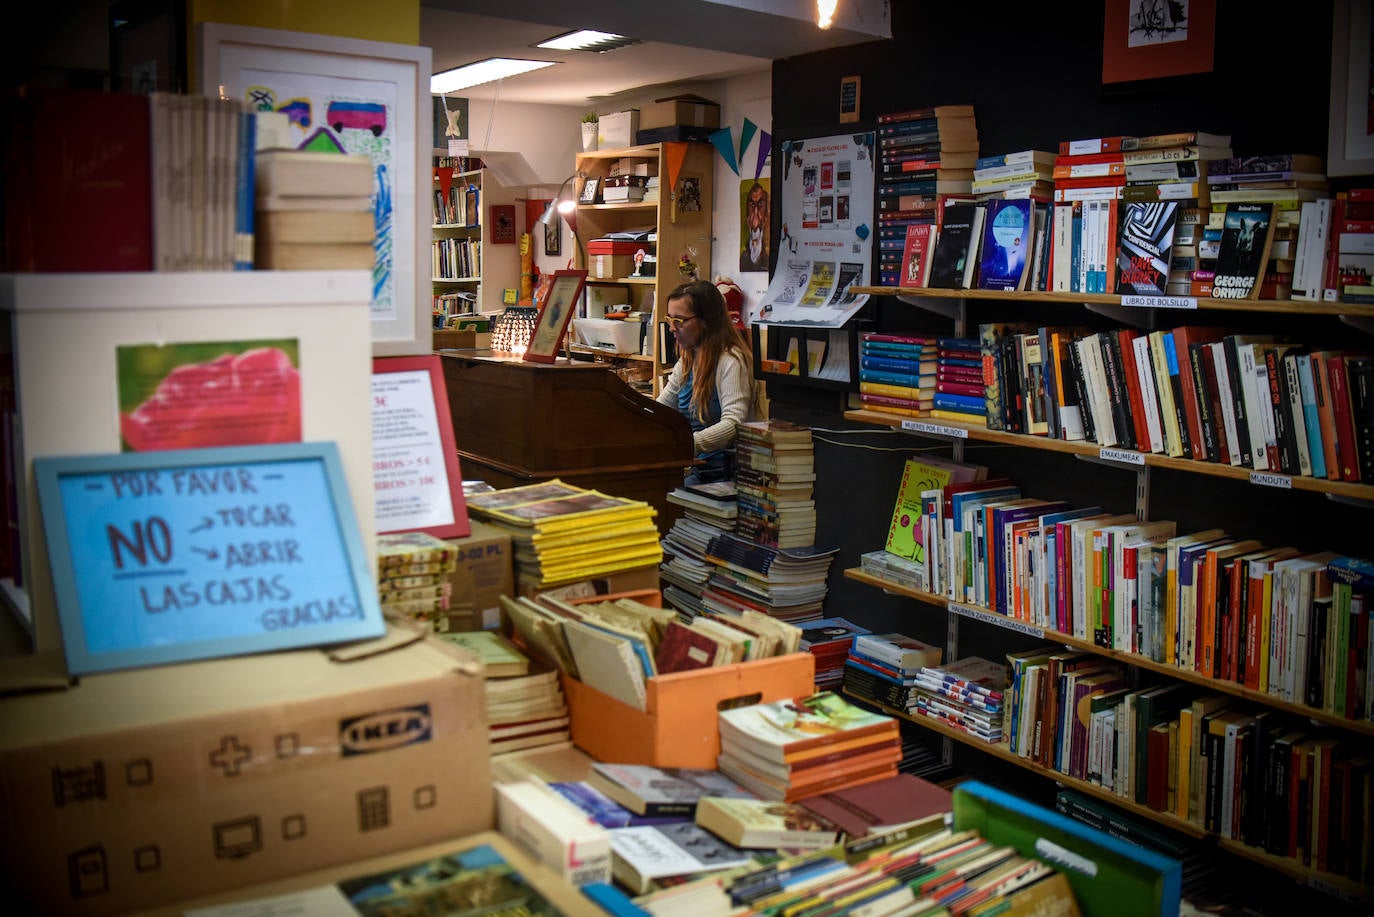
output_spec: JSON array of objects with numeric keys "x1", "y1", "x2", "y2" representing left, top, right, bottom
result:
[{"x1": 420, "y1": 0, "x2": 891, "y2": 105}]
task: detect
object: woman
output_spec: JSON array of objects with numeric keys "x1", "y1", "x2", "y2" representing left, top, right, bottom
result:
[{"x1": 656, "y1": 280, "x2": 755, "y2": 485}]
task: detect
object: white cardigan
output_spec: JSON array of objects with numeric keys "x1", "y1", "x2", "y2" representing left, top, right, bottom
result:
[{"x1": 655, "y1": 349, "x2": 755, "y2": 454}]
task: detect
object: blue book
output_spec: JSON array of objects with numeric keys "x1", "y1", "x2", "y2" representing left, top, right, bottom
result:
[
  {"x1": 1070, "y1": 202, "x2": 1084, "y2": 293},
  {"x1": 1295, "y1": 353, "x2": 1327, "y2": 479},
  {"x1": 861, "y1": 368, "x2": 932, "y2": 388},
  {"x1": 977, "y1": 199, "x2": 1033, "y2": 291},
  {"x1": 861, "y1": 355, "x2": 933, "y2": 374},
  {"x1": 582, "y1": 883, "x2": 652, "y2": 916},
  {"x1": 932, "y1": 392, "x2": 985, "y2": 412},
  {"x1": 233, "y1": 106, "x2": 257, "y2": 270}
]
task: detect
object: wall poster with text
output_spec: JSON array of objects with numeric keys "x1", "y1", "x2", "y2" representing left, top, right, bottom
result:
[{"x1": 753, "y1": 132, "x2": 874, "y2": 327}]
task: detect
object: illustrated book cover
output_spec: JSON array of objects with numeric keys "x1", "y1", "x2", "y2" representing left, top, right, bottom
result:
[
  {"x1": 587, "y1": 763, "x2": 753, "y2": 817},
  {"x1": 716, "y1": 692, "x2": 899, "y2": 763},
  {"x1": 1115, "y1": 201, "x2": 1178, "y2": 296},
  {"x1": 1211, "y1": 202, "x2": 1276, "y2": 300},
  {"x1": 694, "y1": 796, "x2": 842, "y2": 850},
  {"x1": 928, "y1": 202, "x2": 980, "y2": 289},
  {"x1": 977, "y1": 198, "x2": 1033, "y2": 291},
  {"x1": 899, "y1": 223, "x2": 937, "y2": 288}
]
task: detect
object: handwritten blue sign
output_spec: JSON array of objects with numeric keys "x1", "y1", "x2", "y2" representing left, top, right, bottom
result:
[{"x1": 35, "y1": 442, "x2": 384, "y2": 675}]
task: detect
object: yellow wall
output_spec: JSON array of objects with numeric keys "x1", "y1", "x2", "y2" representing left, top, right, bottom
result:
[{"x1": 187, "y1": 0, "x2": 420, "y2": 90}]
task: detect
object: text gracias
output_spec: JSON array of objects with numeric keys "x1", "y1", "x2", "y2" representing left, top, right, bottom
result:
[{"x1": 106, "y1": 468, "x2": 363, "y2": 630}]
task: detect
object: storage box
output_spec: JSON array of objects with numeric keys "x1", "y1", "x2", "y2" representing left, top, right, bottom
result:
[
  {"x1": 640, "y1": 94, "x2": 721, "y2": 131},
  {"x1": 561, "y1": 652, "x2": 816, "y2": 768},
  {"x1": 635, "y1": 124, "x2": 717, "y2": 145},
  {"x1": 431, "y1": 518, "x2": 514, "y2": 632},
  {"x1": 597, "y1": 109, "x2": 640, "y2": 150},
  {"x1": 587, "y1": 239, "x2": 653, "y2": 256},
  {"x1": 432, "y1": 327, "x2": 476, "y2": 349},
  {"x1": 591, "y1": 252, "x2": 638, "y2": 280},
  {"x1": 576, "y1": 317, "x2": 642, "y2": 353},
  {"x1": 147, "y1": 831, "x2": 604, "y2": 916},
  {"x1": 0, "y1": 626, "x2": 493, "y2": 915}
]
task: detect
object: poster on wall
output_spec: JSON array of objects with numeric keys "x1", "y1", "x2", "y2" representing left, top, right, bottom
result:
[
  {"x1": 751, "y1": 132, "x2": 874, "y2": 327},
  {"x1": 740, "y1": 178, "x2": 770, "y2": 273}
]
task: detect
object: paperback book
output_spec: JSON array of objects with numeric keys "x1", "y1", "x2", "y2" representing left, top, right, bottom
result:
[
  {"x1": 1115, "y1": 201, "x2": 1178, "y2": 296},
  {"x1": 1211, "y1": 202, "x2": 1276, "y2": 300}
]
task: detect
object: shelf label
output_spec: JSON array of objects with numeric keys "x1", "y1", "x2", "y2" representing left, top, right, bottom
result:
[
  {"x1": 900, "y1": 420, "x2": 969, "y2": 439},
  {"x1": 1119, "y1": 294, "x2": 1197, "y2": 310},
  {"x1": 1097, "y1": 448, "x2": 1146, "y2": 466},
  {"x1": 1249, "y1": 471, "x2": 1292, "y2": 489},
  {"x1": 947, "y1": 601, "x2": 1045, "y2": 638}
]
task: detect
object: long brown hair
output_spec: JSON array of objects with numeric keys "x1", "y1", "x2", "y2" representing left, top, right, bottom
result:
[{"x1": 668, "y1": 280, "x2": 752, "y2": 423}]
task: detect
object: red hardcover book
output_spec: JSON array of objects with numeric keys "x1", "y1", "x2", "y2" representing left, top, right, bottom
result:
[
  {"x1": 1323, "y1": 194, "x2": 1348, "y2": 300},
  {"x1": 4, "y1": 87, "x2": 153, "y2": 272},
  {"x1": 1116, "y1": 329, "x2": 1152, "y2": 452},
  {"x1": 1147, "y1": 722, "x2": 1172, "y2": 811},
  {"x1": 1169, "y1": 326, "x2": 1229, "y2": 462},
  {"x1": 797, "y1": 772, "x2": 952, "y2": 838},
  {"x1": 1326, "y1": 354, "x2": 1362, "y2": 481}
]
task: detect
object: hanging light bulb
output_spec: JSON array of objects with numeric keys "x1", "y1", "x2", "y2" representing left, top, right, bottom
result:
[{"x1": 817, "y1": 0, "x2": 837, "y2": 29}]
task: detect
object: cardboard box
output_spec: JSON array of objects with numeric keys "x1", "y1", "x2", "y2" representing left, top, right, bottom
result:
[
  {"x1": 635, "y1": 124, "x2": 717, "y2": 145},
  {"x1": 0, "y1": 626, "x2": 493, "y2": 915},
  {"x1": 146, "y1": 831, "x2": 604, "y2": 916},
  {"x1": 432, "y1": 518, "x2": 514, "y2": 632},
  {"x1": 561, "y1": 652, "x2": 816, "y2": 768},
  {"x1": 518, "y1": 562, "x2": 661, "y2": 600},
  {"x1": 640, "y1": 94, "x2": 721, "y2": 130},
  {"x1": 591, "y1": 252, "x2": 637, "y2": 280},
  {"x1": 597, "y1": 109, "x2": 640, "y2": 150}
]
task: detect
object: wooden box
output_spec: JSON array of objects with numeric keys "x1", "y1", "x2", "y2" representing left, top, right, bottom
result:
[{"x1": 561, "y1": 652, "x2": 816, "y2": 768}]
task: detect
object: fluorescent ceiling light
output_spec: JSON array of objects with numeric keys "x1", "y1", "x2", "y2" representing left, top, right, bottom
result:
[
  {"x1": 536, "y1": 29, "x2": 640, "y2": 52},
  {"x1": 431, "y1": 58, "x2": 557, "y2": 93}
]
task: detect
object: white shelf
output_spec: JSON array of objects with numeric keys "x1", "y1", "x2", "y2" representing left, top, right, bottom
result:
[{"x1": 433, "y1": 276, "x2": 481, "y2": 283}]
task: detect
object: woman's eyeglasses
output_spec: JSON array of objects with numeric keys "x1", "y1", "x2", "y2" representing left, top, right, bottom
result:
[{"x1": 667, "y1": 315, "x2": 696, "y2": 330}]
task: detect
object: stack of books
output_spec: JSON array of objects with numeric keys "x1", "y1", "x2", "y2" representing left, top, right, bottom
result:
[
  {"x1": 875, "y1": 104, "x2": 978, "y2": 286},
  {"x1": 716, "y1": 691, "x2": 902, "y2": 802},
  {"x1": 666, "y1": 480, "x2": 737, "y2": 528},
  {"x1": 660, "y1": 481, "x2": 737, "y2": 619},
  {"x1": 800, "y1": 617, "x2": 871, "y2": 691},
  {"x1": 465, "y1": 479, "x2": 660, "y2": 591},
  {"x1": 933, "y1": 336, "x2": 986, "y2": 425},
  {"x1": 254, "y1": 150, "x2": 375, "y2": 270},
  {"x1": 971, "y1": 149, "x2": 1054, "y2": 202},
  {"x1": 734, "y1": 420, "x2": 817, "y2": 549},
  {"x1": 437, "y1": 630, "x2": 571, "y2": 756},
  {"x1": 842, "y1": 631, "x2": 944, "y2": 714},
  {"x1": 375, "y1": 531, "x2": 458, "y2": 628},
  {"x1": 857, "y1": 332, "x2": 934, "y2": 419},
  {"x1": 701, "y1": 532, "x2": 838, "y2": 625},
  {"x1": 910, "y1": 656, "x2": 1010, "y2": 744}
]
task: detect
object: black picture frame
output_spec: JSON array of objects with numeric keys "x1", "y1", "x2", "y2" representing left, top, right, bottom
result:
[{"x1": 544, "y1": 218, "x2": 562, "y2": 257}]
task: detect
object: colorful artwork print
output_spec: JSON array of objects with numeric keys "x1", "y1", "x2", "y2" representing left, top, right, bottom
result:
[{"x1": 242, "y1": 74, "x2": 397, "y2": 318}]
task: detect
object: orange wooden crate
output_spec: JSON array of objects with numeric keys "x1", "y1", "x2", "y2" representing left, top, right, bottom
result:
[{"x1": 561, "y1": 652, "x2": 816, "y2": 768}]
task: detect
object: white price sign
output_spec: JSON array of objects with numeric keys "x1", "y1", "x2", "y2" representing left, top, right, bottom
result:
[
  {"x1": 900, "y1": 420, "x2": 970, "y2": 439},
  {"x1": 1119, "y1": 294, "x2": 1197, "y2": 310}
]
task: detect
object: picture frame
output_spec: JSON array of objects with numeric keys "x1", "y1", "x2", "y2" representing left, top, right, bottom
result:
[
  {"x1": 1100, "y1": 0, "x2": 1215, "y2": 85},
  {"x1": 371, "y1": 355, "x2": 471, "y2": 538},
  {"x1": 34, "y1": 442, "x2": 384, "y2": 676},
  {"x1": 839, "y1": 75, "x2": 860, "y2": 124},
  {"x1": 1329, "y1": 0, "x2": 1374, "y2": 176},
  {"x1": 544, "y1": 216, "x2": 563, "y2": 257},
  {"x1": 490, "y1": 204, "x2": 516, "y2": 244},
  {"x1": 198, "y1": 23, "x2": 432, "y2": 357},
  {"x1": 579, "y1": 176, "x2": 601, "y2": 204},
  {"x1": 523, "y1": 269, "x2": 588, "y2": 364}
]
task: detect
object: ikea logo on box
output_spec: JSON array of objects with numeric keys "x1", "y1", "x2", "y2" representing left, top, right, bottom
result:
[{"x1": 339, "y1": 704, "x2": 432, "y2": 756}]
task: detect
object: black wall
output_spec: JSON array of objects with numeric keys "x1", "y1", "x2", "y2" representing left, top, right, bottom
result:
[{"x1": 762, "y1": 1, "x2": 1363, "y2": 628}]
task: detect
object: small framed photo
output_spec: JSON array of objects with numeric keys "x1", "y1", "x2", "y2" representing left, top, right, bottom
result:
[
  {"x1": 489, "y1": 203, "x2": 516, "y2": 243},
  {"x1": 544, "y1": 217, "x2": 562, "y2": 257},
  {"x1": 579, "y1": 176, "x2": 601, "y2": 204},
  {"x1": 523, "y1": 269, "x2": 588, "y2": 364},
  {"x1": 839, "y1": 75, "x2": 860, "y2": 123}
]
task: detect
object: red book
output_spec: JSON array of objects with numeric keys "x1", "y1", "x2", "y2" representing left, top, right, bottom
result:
[
  {"x1": 1059, "y1": 136, "x2": 1138, "y2": 156},
  {"x1": 4, "y1": 87, "x2": 153, "y2": 271},
  {"x1": 1326, "y1": 354, "x2": 1362, "y2": 481},
  {"x1": 1116, "y1": 329, "x2": 1152, "y2": 452},
  {"x1": 1222, "y1": 555, "x2": 1246, "y2": 682},
  {"x1": 1147, "y1": 722, "x2": 1171, "y2": 812},
  {"x1": 1324, "y1": 195, "x2": 1348, "y2": 300},
  {"x1": 935, "y1": 380, "x2": 984, "y2": 397},
  {"x1": 1170, "y1": 326, "x2": 1229, "y2": 462}
]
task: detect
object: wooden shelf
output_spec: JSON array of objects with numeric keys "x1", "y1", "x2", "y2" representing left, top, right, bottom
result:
[
  {"x1": 587, "y1": 276, "x2": 658, "y2": 285},
  {"x1": 850, "y1": 285, "x2": 1374, "y2": 318},
  {"x1": 843, "y1": 408, "x2": 1374, "y2": 502},
  {"x1": 433, "y1": 223, "x2": 480, "y2": 231},
  {"x1": 577, "y1": 201, "x2": 658, "y2": 212},
  {"x1": 568, "y1": 343, "x2": 652, "y2": 362},
  {"x1": 843, "y1": 567, "x2": 1374, "y2": 737},
  {"x1": 574, "y1": 144, "x2": 662, "y2": 160},
  {"x1": 433, "y1": 276, "x2": 480, "y2": 283},
  {"x1": 843, "y1": 688, "x2": 1374, "y2": 902}
]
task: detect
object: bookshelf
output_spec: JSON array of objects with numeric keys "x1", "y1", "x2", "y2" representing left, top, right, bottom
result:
[
  {"x1": 431, "y1": 165, "x2": 518, "y2": 324},
  {"x1": 572, "y1": 143, "x2": 714, "y2": 396},
  {"x1": 841, "y1": 285, "x2": 1374, "y2": 901}
]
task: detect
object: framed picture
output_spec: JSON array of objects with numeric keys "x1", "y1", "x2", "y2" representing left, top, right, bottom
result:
[
  {"x1": 523, "y1": 269, "x2": 588, "y2": 364},
  {"x1": 490, "y1": 204, "x2": 516, "y2": 243},
  {"x1": 1101, "y1": 0, "x2": 1215, "y2": 85},
  {"x1": 579, "y1": 177, "x2": 601, "y2": 204},
  {"x1": 199, "y1": 23, "x2": 432, "y2": 357},
  {"x1": 371, "y1": 355, "x2": 471, "y2": 538},
  {"x1": 839, "y1": 75, "x2": 860, "y2": 124},
  {"x1": 34, "y1": 442, "x2": 384, "y2": 675},
  {"x1": 1329, "y1": 0, "x2": 1374, "y2": 176},
  {"x1": 544, "y1": 216, "x2": 562, "y2": 257}
]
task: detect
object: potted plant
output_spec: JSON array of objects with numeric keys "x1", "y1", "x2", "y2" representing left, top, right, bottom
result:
[{"x1": 580, "y1": 112, "x2": 599, "y2": 152}]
